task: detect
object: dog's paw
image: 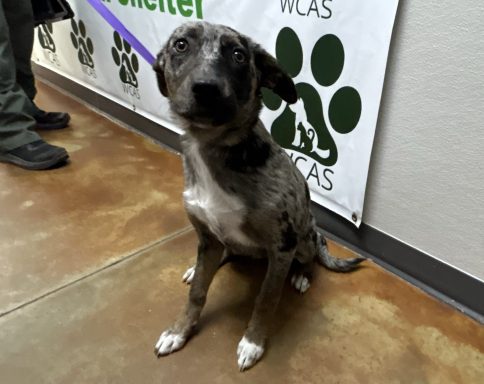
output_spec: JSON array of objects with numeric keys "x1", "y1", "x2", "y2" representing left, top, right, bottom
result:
[
  {"x1": 237, "y1": 336, "x2": 264, "y2": 371},
  {"x1": 291, "y1": 273, "x2": 311, "y2": 294},
  {"x1": 154, "y1": 330, "x2": 187, "y2": 357},
  {"x1": 182, "y1": 265, "x2": 195, "y2": 284}
]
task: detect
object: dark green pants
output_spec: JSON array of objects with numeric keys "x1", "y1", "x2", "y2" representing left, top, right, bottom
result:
[{"x1": 0, "y1": 0, "x2": 41, "y2": 152}]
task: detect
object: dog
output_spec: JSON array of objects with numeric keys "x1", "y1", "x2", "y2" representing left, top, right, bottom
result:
[{"x1": 152, "y1": 21, "x2": 364, "y2": 371}]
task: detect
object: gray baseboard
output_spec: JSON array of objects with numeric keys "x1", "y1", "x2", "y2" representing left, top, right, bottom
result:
[{"x1": 33, "y1": 63, "x2": 484, "y2": 324}]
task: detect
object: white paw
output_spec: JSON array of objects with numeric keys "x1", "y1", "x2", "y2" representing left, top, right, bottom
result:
[
  {"x1": 154, "y1": 331, "x2": 186, "y2": 357},
  {"x1": 291, "y1": 273, "x2": 311, "y2": 294},
  {"x1": 182, "y1": 265, "x2": 195, "y2": 284},
  {"x1": 237, "y1": 336, "x2": 264, "y2": 371}
]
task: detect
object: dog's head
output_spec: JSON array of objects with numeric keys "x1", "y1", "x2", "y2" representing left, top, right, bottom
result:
[{"x1": 153, "y1": 22, "x2": 297, "y2": 130}]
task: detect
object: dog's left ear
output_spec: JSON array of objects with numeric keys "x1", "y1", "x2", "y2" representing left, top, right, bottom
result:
[
  {"x1": 153, "y1": 50, "x2": 168, "y2": 97},
  {"x1": 254, "y1": 46, "x2": 297, "y2": 104}
]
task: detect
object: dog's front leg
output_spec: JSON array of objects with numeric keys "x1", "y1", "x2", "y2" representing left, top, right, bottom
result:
[
  {"x1": 237, "y1": 251, "x2": 293, "y2": 371},
  {"x1": 155, "y1": 233, "x2": 224, "y2": 357}
]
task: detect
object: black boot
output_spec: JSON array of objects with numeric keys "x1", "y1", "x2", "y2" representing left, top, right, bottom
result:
[
  {"x1": 34, "y1": 109, "x2": 71, "y2": 130},
  {"x1": 0, "y1": 140, "x2": 69, "y2": 170}
]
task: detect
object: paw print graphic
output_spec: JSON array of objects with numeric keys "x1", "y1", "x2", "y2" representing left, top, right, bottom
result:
[
  {"x1": 37, "y1": 23, "x2": 56, "y2": 53},
  {"x1": 263, "y1": 28, "x2": 362, "y2": 166},
  {"x1": 70, "y1": 20, "x2": 94, "y2": 68},
  {"x1": 111, "y1": 31, "x2": 139, "y2": 88}
]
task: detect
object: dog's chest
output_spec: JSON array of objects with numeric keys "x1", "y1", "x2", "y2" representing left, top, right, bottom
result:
[{"x1": 183, "y1": 143, "x2": 253, "y2": 246}]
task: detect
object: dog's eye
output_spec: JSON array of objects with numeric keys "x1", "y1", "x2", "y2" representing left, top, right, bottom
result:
[
  {"x1": 233, "y1": 49, "x2": 246, "y2": 64},
  {"x1": 174, "y1": 39, "x2": 188, "y2": 53}
]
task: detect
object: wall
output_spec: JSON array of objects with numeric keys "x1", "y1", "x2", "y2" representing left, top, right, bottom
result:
[{"x1": 363, "y1": 0, "x2": 484, "y2": 280}]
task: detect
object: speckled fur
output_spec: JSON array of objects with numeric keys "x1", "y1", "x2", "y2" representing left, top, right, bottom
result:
[{"x1": 153, "y1": 21, "x2": 364, "y2": 371}]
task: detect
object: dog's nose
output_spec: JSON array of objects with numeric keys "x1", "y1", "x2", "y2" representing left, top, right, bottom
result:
[{"x1": 192, "y1": 81, "x2": 222, "y2": 101}]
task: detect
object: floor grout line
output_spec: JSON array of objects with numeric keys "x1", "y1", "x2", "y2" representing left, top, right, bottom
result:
[{"x1": 0, "y1": 226, "x2": 193, "y2": 319}]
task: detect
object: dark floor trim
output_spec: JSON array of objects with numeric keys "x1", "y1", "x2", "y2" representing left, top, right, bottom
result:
[
  {"x1": 313, "y1": 208, "x2": 484, "y2": 324},
  {"x1": 34, "y1": 63, "x2": 484, "y2": 324}
]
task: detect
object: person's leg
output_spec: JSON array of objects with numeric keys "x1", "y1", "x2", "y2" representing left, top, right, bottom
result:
[
  {"x1": 3, "y1": 0, "x2": 71, "y2": 130},
  {"x1": 0, "y1": 0, "x2": 68, "y2": 169},
  {"x1": 3, "y1": 0, "x2": 36, "y2": 101},
  {"x1": 0, "y1": 0, "x2": 40, "y2": 152}
]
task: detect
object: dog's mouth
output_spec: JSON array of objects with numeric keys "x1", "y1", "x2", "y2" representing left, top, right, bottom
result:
[
  {"x1": 177, "y1": 97, "x2": 237, "y2": 127},
  {"x1": 197, "y1": 105, "x2": 236, "y2": 126}
]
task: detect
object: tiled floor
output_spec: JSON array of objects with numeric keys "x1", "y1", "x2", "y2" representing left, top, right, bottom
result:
[{"x1": 0, "y1": 82, "x2": 482, "y2": 384}]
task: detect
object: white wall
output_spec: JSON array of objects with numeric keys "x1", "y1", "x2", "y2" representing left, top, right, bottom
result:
[{"x1": 363, "y1": 1, "x2": 484, "y2": 281}]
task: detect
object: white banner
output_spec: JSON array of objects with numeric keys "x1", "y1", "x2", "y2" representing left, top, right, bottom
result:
[{"x1": 32, "y1": 0, "x2": 399, "y2": 226}]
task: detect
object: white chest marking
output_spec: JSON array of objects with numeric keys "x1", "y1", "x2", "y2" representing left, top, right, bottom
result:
[{"x1": 183, "y1": 143, "x2": 254, "y2": 246}]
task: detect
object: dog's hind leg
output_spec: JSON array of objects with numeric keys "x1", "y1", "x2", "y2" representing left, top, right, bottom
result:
[
  {"x1": 182, "y1": 250, "x2": 234, "y2": 284},
  {"x1": 237, "y1": 250, "x2": 293, "y2": 371},
  {"x1": 290, "y1": 229, "x2": 318, "y2": 294},
  {"x1": 155, "y1": 232, "x2": 224, "y2": 357},
  {"x1": 290, "y1": 258, "x2": 314, "y2": 294},
  {"x1": 182, "y1": 265, "x2": 196, "y2": 284}
]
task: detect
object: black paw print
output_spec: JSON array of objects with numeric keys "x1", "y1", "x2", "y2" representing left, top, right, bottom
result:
[
  {"x1": 263, "y1": 28, "x2": 362, "y2": 167},
  {"x1": 38, "y1": 23, "x2": 56, "y2": 53},
  {"x1": 70, "y1": 20, "x2": 94, "y2": 68},
  {"x1": 111, "y1": 31, "x2": 139, "y2": 88}
]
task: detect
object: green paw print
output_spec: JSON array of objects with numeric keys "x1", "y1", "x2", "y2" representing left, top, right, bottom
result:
[
  {"x1": 263, "y1": 28, "x2": 362, "y2": 166},
  {"x1": 70, "y1": 20, "x2": 94, "y2": 68},
  {"x1": 111, "y1": 31, "x2": 139, "y2": 88},
  {"x1": 38, "y1": 23, "x2": 56, "y2": 53}
]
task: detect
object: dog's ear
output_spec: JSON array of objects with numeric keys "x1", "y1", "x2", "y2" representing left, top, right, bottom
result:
[
  {"x1": 153, "y1": 50, "x2": 168, "y2": 97},
  {"x1": 254, "y1": 46, "x2": 297, "y2": 104}
]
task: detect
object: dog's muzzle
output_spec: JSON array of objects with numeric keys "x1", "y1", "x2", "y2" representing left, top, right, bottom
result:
[
  {"x1": 192, "y1": 81, "x2": 222, "y2": 104},
  {"x1": 190, "y1": 80, "x2": 236, "y2": 125}
]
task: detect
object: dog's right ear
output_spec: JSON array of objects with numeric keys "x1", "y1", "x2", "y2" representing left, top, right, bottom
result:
[{"x1": 153, "y1": 50, "x2": 168, "y2": 97}]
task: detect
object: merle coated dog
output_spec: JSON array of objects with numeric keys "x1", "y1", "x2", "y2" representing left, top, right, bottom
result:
[{"x1": 152, "y1": 21, "x2": 364, "y2": 371}]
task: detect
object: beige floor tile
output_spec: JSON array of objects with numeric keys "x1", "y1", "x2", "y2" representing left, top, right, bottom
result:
[
  {"x1": 0, "y1": 232, "x2": 482, "y2": 384},
  {"x1": 0, "y1": 82, "x2": 189, "y2": 313}
]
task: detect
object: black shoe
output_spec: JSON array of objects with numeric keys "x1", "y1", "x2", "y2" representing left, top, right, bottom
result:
[
  {"x1": 0, "y1": 140, "x2": 69, "y2": 170},
  {"x1": 34, "y1": 110, "x2": 71, "y2": 130}
]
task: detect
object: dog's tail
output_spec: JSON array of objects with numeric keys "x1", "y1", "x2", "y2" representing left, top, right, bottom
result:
[{"x1": 316, "y1": 232, "x2": 365, "y2": 272}]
